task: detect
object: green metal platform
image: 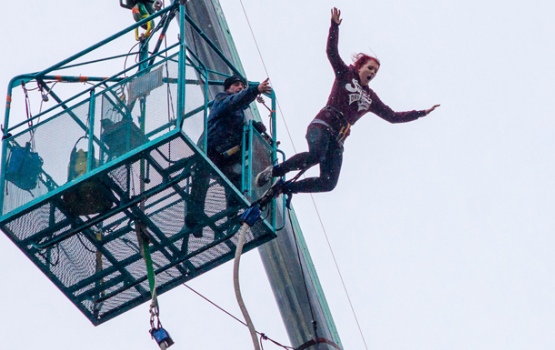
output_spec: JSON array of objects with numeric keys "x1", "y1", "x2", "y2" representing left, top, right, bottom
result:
[{"x1": 0, "y1": 2, "x2": 278, "y2": 325}]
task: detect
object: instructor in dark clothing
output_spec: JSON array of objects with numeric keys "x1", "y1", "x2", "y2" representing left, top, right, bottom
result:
[{"x1": 186, "y1": 75, "x2": 271, "y2": 236}]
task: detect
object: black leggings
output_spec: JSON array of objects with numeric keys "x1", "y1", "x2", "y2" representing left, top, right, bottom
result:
[{"x1": 275, "y1": 123, "x2": 343, "y2": 193}]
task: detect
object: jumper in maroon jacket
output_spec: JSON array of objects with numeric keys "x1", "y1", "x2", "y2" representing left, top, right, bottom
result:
[{"x1": 311, "y1": 21, "x2": 427, "y2": 140}]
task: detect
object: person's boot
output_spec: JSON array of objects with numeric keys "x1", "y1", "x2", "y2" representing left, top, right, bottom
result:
[{"x1": 255, "y1": 165, "x2": 274, "y2": 187}]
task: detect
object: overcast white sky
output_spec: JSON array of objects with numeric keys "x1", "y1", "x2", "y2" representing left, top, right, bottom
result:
[{"x1": 2, "y1": 0, "x2": 555, "y2": 349}]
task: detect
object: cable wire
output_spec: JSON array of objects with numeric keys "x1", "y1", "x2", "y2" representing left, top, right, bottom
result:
[
  {"x1": 307, "y1": 193, "x2": 369, "y2": 349},
  {"x1": 182, "y1": 283, "x2": 294, "y2": 350}
]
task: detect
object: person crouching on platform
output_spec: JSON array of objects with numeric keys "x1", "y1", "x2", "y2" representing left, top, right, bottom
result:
[{"x1": 186, "y1": 75, "x2": 272, "y2": 237}]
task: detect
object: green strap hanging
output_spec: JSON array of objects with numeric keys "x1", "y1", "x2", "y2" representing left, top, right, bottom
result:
[
  {"x1": 136, "y1": 221, "x2": 174, "y2": 348},
  {"x1": 136, "y1": 221, "x2": 158, "y2": 304}
]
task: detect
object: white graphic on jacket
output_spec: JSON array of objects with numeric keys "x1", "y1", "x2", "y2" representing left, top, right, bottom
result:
[{"x1": 345, "y1": 78, "x2": 372, "y2": 112}]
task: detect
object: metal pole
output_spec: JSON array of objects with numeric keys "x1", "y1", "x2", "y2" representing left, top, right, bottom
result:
[{"x1": 183, "y1": 1, "x2": 343, "y2": 348}]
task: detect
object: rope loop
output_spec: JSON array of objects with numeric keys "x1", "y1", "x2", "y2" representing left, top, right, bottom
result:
[{"x1": 256, "y1": 95, "x2": 275, "y2": 114}]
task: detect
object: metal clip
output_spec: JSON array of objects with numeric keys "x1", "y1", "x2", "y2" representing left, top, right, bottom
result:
[{"x1": 336, "y1": 123, "x2": 351, "y2": 143}]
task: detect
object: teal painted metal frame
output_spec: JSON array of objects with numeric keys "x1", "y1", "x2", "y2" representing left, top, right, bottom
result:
[{"x1": 0, "y1": 0, "x2": 280, "y2": 325}]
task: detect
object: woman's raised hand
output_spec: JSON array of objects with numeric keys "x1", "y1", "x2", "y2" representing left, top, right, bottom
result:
[{"x1": 331, "y1": 7, "x2": 342, "y2": 25}]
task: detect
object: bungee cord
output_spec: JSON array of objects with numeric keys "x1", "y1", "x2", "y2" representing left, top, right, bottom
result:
[{"x1": 233, "y1": 223, "x2": 261, "y2": 350}]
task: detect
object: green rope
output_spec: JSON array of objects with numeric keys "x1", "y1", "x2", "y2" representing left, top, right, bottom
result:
[
  {"x1": 142, "y1": 238, "x2": 158, "y2": 301},
  {"x1": 137, "y1": 222, "x2": 158, "y2": 304}
]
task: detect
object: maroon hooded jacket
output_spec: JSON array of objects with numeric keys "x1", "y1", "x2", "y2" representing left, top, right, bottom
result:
[{"x1": 312, "y1": 21, "x2": 426, "y2": 137}]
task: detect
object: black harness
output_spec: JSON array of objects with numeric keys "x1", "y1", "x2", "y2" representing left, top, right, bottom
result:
[{"x1": 311, "y1": 106, "x2": 352, "y2": 144}]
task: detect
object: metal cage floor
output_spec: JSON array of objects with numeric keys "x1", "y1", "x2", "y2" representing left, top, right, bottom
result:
[{"x1": 0, "y1": 130, "x2": 276, "y2": 324}]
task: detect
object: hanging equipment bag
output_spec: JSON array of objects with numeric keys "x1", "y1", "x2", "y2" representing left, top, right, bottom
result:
[
  {"x1": 5, "y1": 142, "x2": 43, "y2": 191},
  {"x1": 62, "y1": 137, "x2": 113, "y2": 216}
]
